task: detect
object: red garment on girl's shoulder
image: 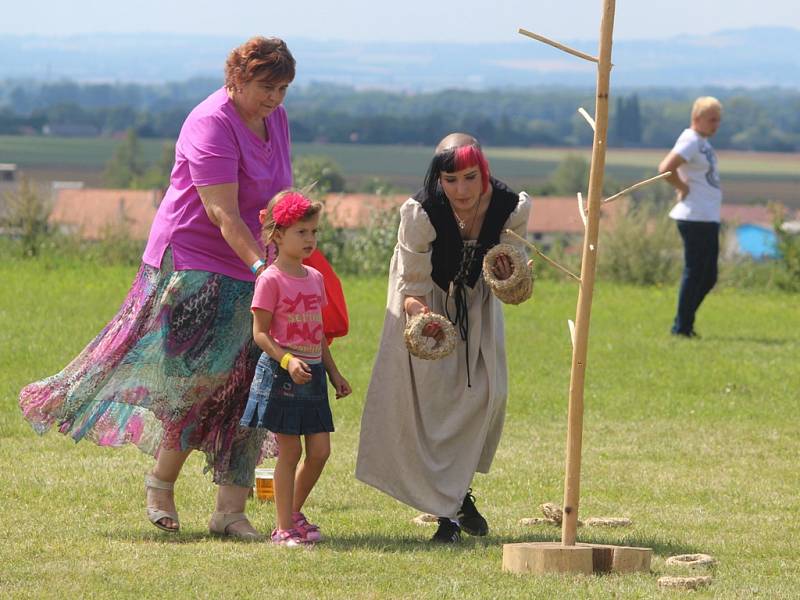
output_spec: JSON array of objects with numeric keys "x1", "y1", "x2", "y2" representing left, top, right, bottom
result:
[{"x1": 303, "y1": 249, "x2": 349, "y2": 345}]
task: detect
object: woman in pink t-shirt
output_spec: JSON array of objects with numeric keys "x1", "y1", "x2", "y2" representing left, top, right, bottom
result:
[{"x1": 19, "y1": 37, "x2": 294, "y2": 540}]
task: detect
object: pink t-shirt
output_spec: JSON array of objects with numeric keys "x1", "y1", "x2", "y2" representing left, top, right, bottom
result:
[
  {"x1": 252, "y1": 265, "x2": 328, "y2": 362},
  {"x1": 142, "y1": 87, "x2": 292, "y2": 281}
]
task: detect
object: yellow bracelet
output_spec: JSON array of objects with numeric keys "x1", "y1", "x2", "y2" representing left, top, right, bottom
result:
[{"x1": 279, "y1": 352, "x2": 294, "y2": 370}]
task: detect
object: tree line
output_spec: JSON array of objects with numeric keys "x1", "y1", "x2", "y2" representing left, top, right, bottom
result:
[{"x1": 1, "y1": 79, "x2": 799, "y2": 151}]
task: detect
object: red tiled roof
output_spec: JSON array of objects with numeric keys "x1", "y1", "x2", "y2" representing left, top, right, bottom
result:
[
  {"x1": 720, "y1": 204, "x2": 791, "y2": 227},
  {"x1": 49, "y1": 188, "x2": 160, "y2": 240},
  {"x1": 323, "y1": 193, "x2": 408, "y2": 228},
  {"x1": 527, "y1": 196, "x2": 625, "y2": 234},
  {"x1": 322, "y1": 193, "x2": 626, "y2": 234},
  {"x1": 51, "y1": 188, "x2": 790, "y2": 243}
]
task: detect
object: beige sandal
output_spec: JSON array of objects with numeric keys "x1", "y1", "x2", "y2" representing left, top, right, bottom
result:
[
  {"x1": 144, "y1": 473, "x2": 180, "y2": 533},
  {"x1": 209, "y1": 511, "x2": 264, "y2": 541}
]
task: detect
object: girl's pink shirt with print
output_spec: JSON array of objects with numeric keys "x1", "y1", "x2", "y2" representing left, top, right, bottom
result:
[
  {"x1": 143, "y1": 88, "x2": 292, "y2": 281},
  {"x1": 252, "y1": 265, "x2": 328, "y2": 362}
]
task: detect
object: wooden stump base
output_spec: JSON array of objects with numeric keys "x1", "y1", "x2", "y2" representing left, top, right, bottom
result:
[{"x1": 502, "y1": 542, "x2": 651, "y2": 575}]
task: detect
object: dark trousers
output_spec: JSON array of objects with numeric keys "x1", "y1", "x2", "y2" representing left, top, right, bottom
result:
[{"x1": 672, "y1": 220, "x2": 720, "y2": 335}]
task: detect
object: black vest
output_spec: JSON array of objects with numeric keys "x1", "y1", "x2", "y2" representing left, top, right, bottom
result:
[{"x1": 414, "y1": 178, "x2": 519, "y2": 293}]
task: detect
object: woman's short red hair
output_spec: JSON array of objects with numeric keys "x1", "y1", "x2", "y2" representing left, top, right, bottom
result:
[{"x1": 224, "y1": 36, "x2": 296, "y2": 89}]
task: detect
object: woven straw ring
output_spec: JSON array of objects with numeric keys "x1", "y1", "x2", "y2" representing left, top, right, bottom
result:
[
  {"x1": 665, "y1": 554, "x2": 716, "y2": 568},
  {"x1": 404, "y1": 313, "x2": 457, "y2": 360},
  {"x1": 482, "y1": 243, "x2": 533, "y2": 305},
  {"x1": 657, "y1": 576, "x2": 713, "y2": 590}
]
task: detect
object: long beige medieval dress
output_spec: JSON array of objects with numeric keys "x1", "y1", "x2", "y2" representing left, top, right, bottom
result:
[{"x1": 356, "y1": 189, "x2": 531, "y2": 518}]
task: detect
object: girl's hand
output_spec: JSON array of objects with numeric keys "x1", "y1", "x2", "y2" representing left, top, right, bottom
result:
[
  {"x1": 492, "y1": 253, "x2": 514, "y2": 280},
  {"x1": 677, "y1": 183, "x2": 690, "y2": 200},
  {"x1": 329, "y1": 373, "x2": 352, "y2": 399},
  {"x1": 288, "y1": 358, "x2": 312, "y2": 384}
]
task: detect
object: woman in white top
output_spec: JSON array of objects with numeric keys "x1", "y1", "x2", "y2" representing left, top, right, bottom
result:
[{"x1": 658, "y1": 97, "x2": 723, "y2": 337}]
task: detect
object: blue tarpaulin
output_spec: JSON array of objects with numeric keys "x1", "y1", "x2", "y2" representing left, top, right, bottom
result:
[{"x1": 736, "y1": 224, "x2": 778, "y2": 259}]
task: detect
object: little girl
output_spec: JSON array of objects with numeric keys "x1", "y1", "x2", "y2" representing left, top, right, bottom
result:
[{"x1": 240, "y1": 190, "x2": 351, "y2": 547}]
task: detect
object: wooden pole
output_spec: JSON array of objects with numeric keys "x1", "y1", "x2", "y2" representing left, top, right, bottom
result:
[
  {"x1": 506, "y1": 1, "x2": 651, "y2": 572},
  {"x1": 561, "y1": 0, "x2": 616, "y2": 547}
]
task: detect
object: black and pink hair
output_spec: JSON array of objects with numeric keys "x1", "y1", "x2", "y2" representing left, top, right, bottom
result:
[{"x1": 423, "y1": 143, "x2": 491, "y2": 200}]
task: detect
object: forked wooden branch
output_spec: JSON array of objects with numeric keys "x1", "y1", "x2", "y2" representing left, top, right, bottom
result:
[
  {"x1": 518, "y1": 28, "x2": 599, "y2": 63},
  {"x1": 577, "y1": 192, "x2": 587, "y2": 227},
  {"x1": 504, "y1": 229, "x2": 581, "y2": 282},
  {"x1": 578, "y1": 107, "x2": 596, "y2": 131},
  {"x1": 503, "y1": 2, "x2": 654, "y2": 575},
  {"x1": 602, "y1": 171, "x2": 671, "y2": 204}
]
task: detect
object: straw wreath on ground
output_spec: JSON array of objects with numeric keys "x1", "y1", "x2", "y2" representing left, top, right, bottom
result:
[
  {"x1": 517, "y1": 502, "x2": 632, "y2": 528},
  {"x1": 658, "y1": 553, "x2": 717, "y2": 589},
  {"x1": 657, "y1": 575, "x2": 713, "y2": 590}
]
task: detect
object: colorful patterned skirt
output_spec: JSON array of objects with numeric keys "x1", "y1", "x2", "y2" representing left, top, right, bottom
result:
[{"x1": 18, "y1": 250, "x2": 276, "y2": 487}]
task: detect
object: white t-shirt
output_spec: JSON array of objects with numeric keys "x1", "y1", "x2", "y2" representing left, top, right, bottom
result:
[{"x1": 668, "y1": 128, "x2": 722, "y2": 223}]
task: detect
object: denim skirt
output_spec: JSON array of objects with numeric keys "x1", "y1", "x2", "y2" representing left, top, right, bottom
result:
[{"x1": 240, "y1": 353, "x2": 334, "y2": 435}]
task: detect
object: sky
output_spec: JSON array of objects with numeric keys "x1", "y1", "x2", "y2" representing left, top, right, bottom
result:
[{"x1": 1, "y1": 0, "x2": 799, "y2": 42}]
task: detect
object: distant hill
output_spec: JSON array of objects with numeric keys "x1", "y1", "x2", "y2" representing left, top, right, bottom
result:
[{"x1": 1, "y1": 27, "x2": 799, "y2": 89}]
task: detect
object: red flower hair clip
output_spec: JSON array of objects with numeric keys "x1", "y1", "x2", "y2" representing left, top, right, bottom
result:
[{"x1": 272, "y1": 192, "x2": 311, "y2": 227}]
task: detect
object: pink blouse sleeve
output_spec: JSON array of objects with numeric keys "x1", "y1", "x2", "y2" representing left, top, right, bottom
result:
[{"x1": 183, "y1": 114, "x2": 240, "y2": 187}]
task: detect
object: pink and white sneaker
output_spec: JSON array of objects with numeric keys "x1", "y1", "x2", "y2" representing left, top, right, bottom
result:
[
  {"x1": 270, "y1": 527, "x2": 306, "y2": 547},
  {"x1": 292, "y1": 511, "x2": 322, "y2": 542}
]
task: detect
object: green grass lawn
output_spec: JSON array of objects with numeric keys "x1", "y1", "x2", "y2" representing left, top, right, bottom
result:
[{"x1": 1, "y1": 259, "x2": 798, "y2": 598}]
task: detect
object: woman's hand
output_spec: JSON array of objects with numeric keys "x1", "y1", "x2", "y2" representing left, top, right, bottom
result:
[
  {"x1": 288, "y1": 357, "x2": 312, "y2": 384},
  {"x1": 404, "y1": 296, "x2": 444, "y2": 342},
  {"x1": 492, "y1": 253, "x2": 514, "y2": 281},
  {"x1": 403, "y1": 296, "x2": 428, "y2": 318},
  {"x1": 329, "y1": 372, "x2": 352, "y2": 399},
  {"x1": 658, "y1": 151, "x2": 689, "y2": 203},
  {"x1": 422, "y1": 321, "x2": 444, "y2": 342}
]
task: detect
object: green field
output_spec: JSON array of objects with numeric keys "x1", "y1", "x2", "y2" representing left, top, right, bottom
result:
[
  {"x1": 1, "y1": 258, "x2": 798, "y2": 598},
  {"x1": 2, "y1": 135, "x2": 798, "y2": 205}
]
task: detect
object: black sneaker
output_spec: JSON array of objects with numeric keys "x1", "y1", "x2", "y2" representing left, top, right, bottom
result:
[
  {"x1": 671, "y1": 329, "x2": 700, "y2": 339},
  {"x1": 457, "y1": 489, "x2": 488, "y2": 536},
  {"x1": 431, "y1": 518, "x2": 461, "y2": 544}
]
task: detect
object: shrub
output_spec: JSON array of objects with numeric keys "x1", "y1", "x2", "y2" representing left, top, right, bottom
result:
[
  {"x1": 87, "y1": 221, "x2": 146, "y2": 266},
  {"x1": 293, "y1": 155, "x2": 346, "y2": 194},
  {"x1": 773, "y1": 212, "x2": 800, "y2": 292},
  {"x1": 338, "y1": 203, "x2": 400, "y2": 276},
  {"x1": 318, "y1": 197, "x2": 399, "y2": 277},
  {"x1": 599, "y1": 201, "x2": 682, "y2": 285},
  {"x1": 529, "y1": 236, "x2": 582, "y2": 283},
  {"x1": 1, "y1": 177, "x2": 52, "y2": 257},
  {"x1": 718, "y1": 257, "x2": 781, "y2": 291}
]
